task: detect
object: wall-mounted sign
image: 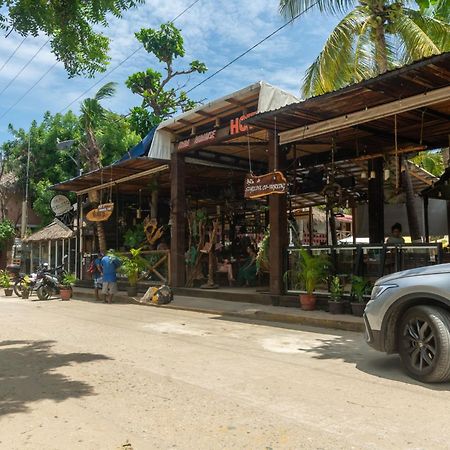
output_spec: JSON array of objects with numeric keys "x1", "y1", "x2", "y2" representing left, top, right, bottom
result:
[
  {"x1": 230, "y1": 111, "x2": 256, "y2": 136},
  {"x1": 177, "y1": 130, "x2": 217, "y2": 151},
  {"x1": 51, "y1": 195, "x2": 72, "y2": 216},
  {"x1": 86, "y1": 203, "x2": 114, "y2": 222},
  {"x1": 176, "y1": 109, "x2": 258, "y2": 151},
  {"x1": 244, "y1": 171, "x2": 287, "y2": 199}
]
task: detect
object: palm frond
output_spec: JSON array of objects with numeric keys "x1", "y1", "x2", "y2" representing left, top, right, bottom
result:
[
  {"x1": 394, "y1": 11, "x2": 445, "y2": 63},
  {"x1": 301, "y1": 7, "x2": 368, "y2": 97},
  {"x1": 404, "y1": 9, "x2": 450, "y2": 52},
  {"x1": 94, "y1": 81, "x2": 118, "y2": 102},
  {"x1": 279, "y1": 0, "x2": 356, "y2": 17}
]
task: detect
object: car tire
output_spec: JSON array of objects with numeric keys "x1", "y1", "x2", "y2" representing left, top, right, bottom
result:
[{"x1": 398, "y1": 305, "x2": 450, "y2": 383}]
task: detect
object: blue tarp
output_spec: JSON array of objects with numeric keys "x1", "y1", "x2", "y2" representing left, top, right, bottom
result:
[{"x1": 116, "y1": 127, "x2": 157, "y2": 163}]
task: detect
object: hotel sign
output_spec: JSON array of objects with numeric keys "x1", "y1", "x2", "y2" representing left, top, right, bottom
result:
[{"x1": 176, "y1": 110, "x2": 257, "y2": 151}]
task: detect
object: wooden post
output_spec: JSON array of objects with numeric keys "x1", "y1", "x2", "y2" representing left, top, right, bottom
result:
[
  {"x1": 424, "y1": 196, "x2": 430, "y2": 243},
  {"x1": 170, "y1": 151, "x2": 186, "y2": 287},
  {"x1": 268, "y1": 130, "x2": 287, "y2": 299},
  {"x1": 352, "y1": 205, "x2": 357, "y2": 244},
  {"x1": 308, "y1": 206, "x2": 313, "y2": 246},
  {"x1": 368, "y1": 158, "x2": 385, "y2": 243}
]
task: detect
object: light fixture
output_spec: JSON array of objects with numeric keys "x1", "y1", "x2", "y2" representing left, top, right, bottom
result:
[
  {"x1": 384, "y1": 169, "x2": 390, "y2": 181},
  {"x1": 370, "y1": 170, "x2": 376, "y2": 179},
  {"x1": 136, "y1": 189, "x2": 142, "y2": 219},
  {"x1": 361, "y1": 171, "x2": 368, "y2": 179}
]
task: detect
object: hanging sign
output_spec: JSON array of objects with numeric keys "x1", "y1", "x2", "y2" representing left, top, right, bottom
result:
[
  {"x1": 86, "y1": 203, "x2": 114, "y2": 222},
  {"x1": 51, "y1": 195, "x2": 72, "y2": 216},
  {"x1": 244, "y1": 171, "x2": 287, "y2": 199}
]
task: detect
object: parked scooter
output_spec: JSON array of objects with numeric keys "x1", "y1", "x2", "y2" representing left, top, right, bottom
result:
[
  {"x1": 13, "y1": 263, "x2": 48, "y2": 298},
  {"x1": 36, "y1": 257, "x2": 68, "y2": 301}
]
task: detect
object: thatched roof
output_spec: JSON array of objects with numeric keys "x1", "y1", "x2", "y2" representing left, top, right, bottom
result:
[{"x1": 23, "y1": 220, "x2": 74, "y2": 242}]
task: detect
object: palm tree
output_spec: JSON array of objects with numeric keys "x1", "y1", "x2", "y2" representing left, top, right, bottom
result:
[
  {"x1": 79, "y1": 82, "x2": 117, "y2": 253},
  {"x1": 280, "y1": 0, "x2": 450, "y2": 97}
]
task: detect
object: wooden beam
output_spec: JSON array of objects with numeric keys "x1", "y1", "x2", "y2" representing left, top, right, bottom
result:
[
  {"x1": 280, "y1": 85, "x2": 450, "y2": 145},
  {"x1": 170, "y1": 152, "x2": 186, "y2": 287}
]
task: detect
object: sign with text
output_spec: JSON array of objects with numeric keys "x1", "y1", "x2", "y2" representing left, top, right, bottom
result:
[
  {"x1": 244, "y1": 171, "x2": 287, "y2": 199},
  {"x1": 86, "y1": 203, "x2": 114, "y2": 222},
  {"x1": 229, "y1": 111, "x2": 256, "y2": 136},
  {"x1": 177, "y1": 130, "x2": 217, "y2": 151}
]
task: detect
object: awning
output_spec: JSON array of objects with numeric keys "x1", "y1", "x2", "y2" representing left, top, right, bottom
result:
[
  {"x1": 23, "y1": 220, "x2": 74, "y2": 242},
  {"x1": 52, "y1": 157, "x2": 169, "y2": 194},
  {"x1": 118, "y1": 127, "x2": 157, "y2": 162}
]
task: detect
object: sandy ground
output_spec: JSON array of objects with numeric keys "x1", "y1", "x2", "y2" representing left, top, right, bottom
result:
[{"x1": 1, "y1": 296, "x2": 450, "y2": 450}]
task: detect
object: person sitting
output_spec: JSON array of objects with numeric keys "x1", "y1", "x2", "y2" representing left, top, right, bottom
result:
[
  {"x1": 237, "y1": 245, "x2": 257, "y2": 287},
  {"x1": 386, "y1": 222, "x2": 405, "y2": 245},
  {"x1": 216, "y1": 248, "x2": 235, "y2": 286}
]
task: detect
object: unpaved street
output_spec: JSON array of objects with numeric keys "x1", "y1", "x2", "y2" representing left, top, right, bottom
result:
[{"x1": 1, "y1": 296, "x2": 450, "y2": 450}]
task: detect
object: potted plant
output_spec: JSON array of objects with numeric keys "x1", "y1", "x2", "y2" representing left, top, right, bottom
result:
[
  {"x1": 22, "y1": 275, "x2": 31, "y2": 299},
  {"x1": 0, "y1": 269, "x2": 13, "y2": 296},
  {"x1": 121, "y1": 247, "x2": 147, "y2": 297},
  {"x1": 286, "y1": 249, "x2": 330, "y2": 311},
  {"x1": 350, "y1": 275, "x2": 370, "y2": 316},
  {"x1": 60, "y1": 273, "x2": 77, "y2": 301},
  {"x1": 328, "y1": 275, "x2": 345, "y2": 315}
]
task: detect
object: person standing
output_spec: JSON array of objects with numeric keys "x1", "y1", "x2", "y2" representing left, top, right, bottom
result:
[
  {"x1": 90, "y1": 252, "x2": 103, "y2": 301},
  {"x1": 100, "y1": 249, "x2": 122, "y2": 304},
  {"x1": 386, "y1": 223, "x2": 405, "y2": 245}
]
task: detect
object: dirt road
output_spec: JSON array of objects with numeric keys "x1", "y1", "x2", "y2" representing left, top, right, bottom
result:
[{"x1": 1, "y1": 296, "x2": 449, "y2": 449}]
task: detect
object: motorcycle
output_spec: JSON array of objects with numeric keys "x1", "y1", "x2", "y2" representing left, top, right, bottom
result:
[
  {"x1": 36, "y1": 257, "x2": 68, "y2": 301},
  {"x1": 13, "y1": 263, "x2": 48, "y2": 298}
]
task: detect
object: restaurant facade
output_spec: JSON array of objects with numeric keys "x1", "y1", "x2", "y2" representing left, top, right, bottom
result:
[{"x1": 52, "y1": 53, "x2": 450, "y2": 304}]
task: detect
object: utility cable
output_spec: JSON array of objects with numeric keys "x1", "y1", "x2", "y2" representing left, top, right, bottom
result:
[
  {"x1": 60, "y1": 0, "x2": 203, "y2": 113},
  {"x1": 0, "y1": 38, "x2": 49, "y2": 96},
  {"x1": 186, "y1": 2, "x2": 319, "y2": 94},
  {"x1": 0, "y1": 61, "x2": 58, "y2": 121},
  {"x1": 0, "y1": 36, "x2": 27, "y2": 74}
]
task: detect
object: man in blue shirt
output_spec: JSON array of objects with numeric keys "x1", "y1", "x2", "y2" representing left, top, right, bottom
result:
[{"x1": 100, "y1": 249, "x2": 122, "y2": 303}]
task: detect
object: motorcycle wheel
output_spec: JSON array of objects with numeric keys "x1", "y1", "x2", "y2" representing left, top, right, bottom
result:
[
  {"x1": 14, "y1": 279, "x2": 24, "y2": 297},
  {"x1": 37, "y1": 285, "x2": 51, "y2": 301}
]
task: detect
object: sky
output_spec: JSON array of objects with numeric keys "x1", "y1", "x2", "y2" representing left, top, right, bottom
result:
[{"x1": 0, "y1": 0, "x2": 340, "y2": 144}]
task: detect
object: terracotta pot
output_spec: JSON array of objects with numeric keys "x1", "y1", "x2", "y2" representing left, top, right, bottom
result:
[
  {"x1": 351, "y1": 302, "x2": 366, "y2": 317},
  {"x1": 328, "y1": 300, "x2": 345, "y2": 315},
  {"x1": 300, "y1": 294, "x2": 317, "y2": 311},
  {"x1": 4, "y1": 288, "x2": 13, "y2": 297},
  {"x1": 60, "y1": 287, "x2": 72, "y2": 301},
  {"x1": 127, "y1": 286, "x2": 138, "y2": 297}
]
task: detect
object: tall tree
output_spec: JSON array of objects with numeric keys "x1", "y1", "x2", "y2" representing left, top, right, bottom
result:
[
  {"x1": 79, "y1": 82, "x2": 117, "y2": 252},
  {"x1": 280, "y1": 0, "x2": 450, "y2": 97},
  {"x1": 0, "y1": 0, "x2": 144, "y2": 77},
  {"x1": 126, "y1": 22, "x2": 207, "y2": 137}
]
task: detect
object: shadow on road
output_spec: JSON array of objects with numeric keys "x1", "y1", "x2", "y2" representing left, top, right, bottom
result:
[
  {"x1": 0, "y1": 340, "x2": 111, "y2": 417},
  {"x1": 213, "y1": 315, "x2": 450, "y2": 391},
  {"x1": 295, "y1": 332, "x2": 450, "y2": 391}
]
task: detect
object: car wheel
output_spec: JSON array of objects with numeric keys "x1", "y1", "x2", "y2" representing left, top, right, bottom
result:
[{"x1": 398, "y1": 305, "x2": 450, "y2": 383}]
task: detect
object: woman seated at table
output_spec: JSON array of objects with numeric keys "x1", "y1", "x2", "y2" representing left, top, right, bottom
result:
[
  {"x1": 237, "y1": 245, "x2": 257, "y2": 287},
  {"x1": 216, "y1": 247, "x2": 235, "y2": 286}
]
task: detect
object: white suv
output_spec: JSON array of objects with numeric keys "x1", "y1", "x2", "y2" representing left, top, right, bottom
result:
[{"x1": 364, "y1": 264, "x2": 450, "y2": 383}]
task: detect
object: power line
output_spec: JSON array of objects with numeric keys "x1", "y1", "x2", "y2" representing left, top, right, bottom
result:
[
  {"x1": 186, "y1": 2, "x2": 320, "y2": 94},
  {"x1": 0, "y1": 36, "x2": 27, "y2": 75},
  {"x1": 0, "y1": 61, "x2": 58, "y2": 121},
  {"x1": 0, "y1": 38, "x2": 49, "y2": 97},
  {"x1": 60, "y1": 0, "x2": 203, "y2": 113}
]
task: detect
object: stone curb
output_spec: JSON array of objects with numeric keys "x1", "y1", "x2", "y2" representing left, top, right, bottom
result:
[{"x1": 73, "y1": 288, "x2": 364, "y2": 333}]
